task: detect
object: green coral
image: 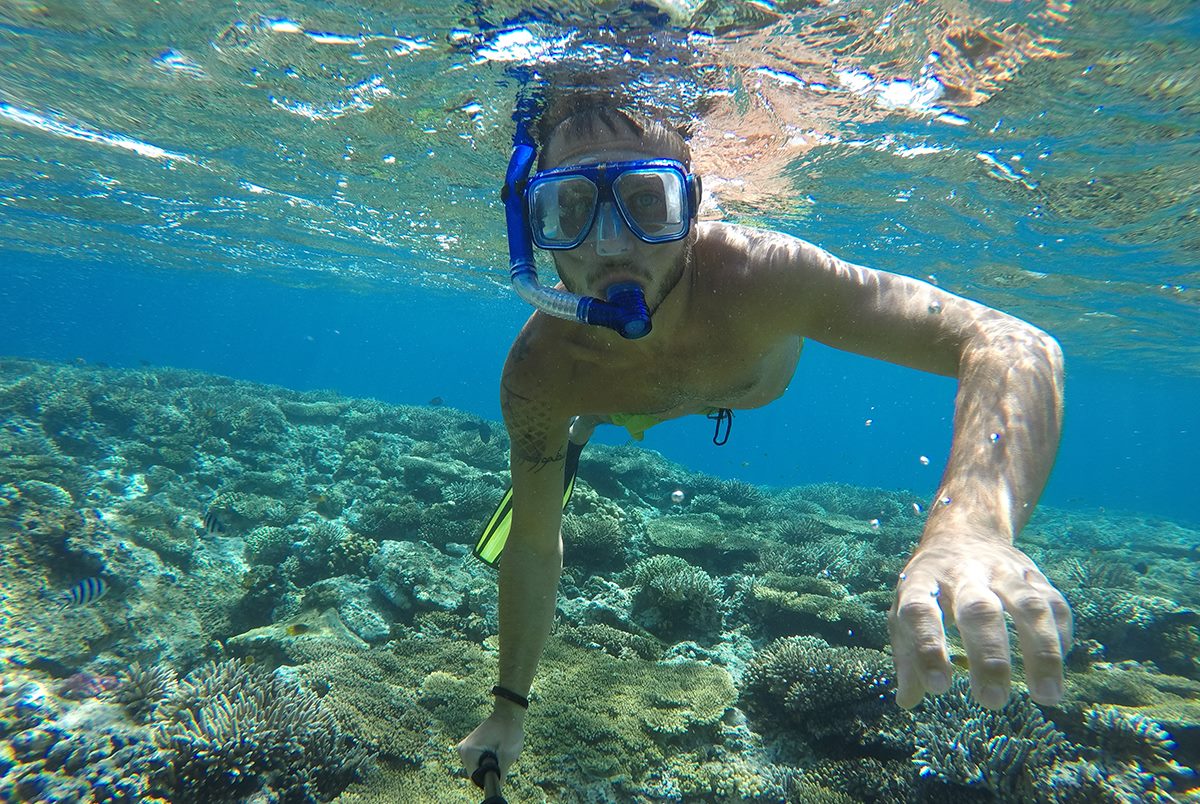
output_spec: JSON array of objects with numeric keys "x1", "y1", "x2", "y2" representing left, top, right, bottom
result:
[
  {"x1": 659, "y1": 747, "x2": 796, "y2": 801},
  {"x1": 750, "y1": 573, "x2": 890, "y2": 648},
  {"x1": 299, "y1": 635, "x2": 737, "y2": 801},
  {"x1": 277, "y1": 400, "x2": 350, "y2": 423},
  {"x1": 556, "y1": 622, "x2": 664, "y2": 661},
  {"x1": 349, "y1": 496, "x2": 424, "y2": 541},
  {"x1": 132, "y1": 525, "x2": 198, "y2": 567},
  {"x1": 12, "y1": 479, "x2": 74, "y2": 508},
  {"x1": 245, "y1": 525, "x2": 293, "y2": 565},
  {"x1": 1070, "y1": 588, "x2": 1200, "y2": 678},
  {"x1": 1066, "y1": 661, "x2": 1200, "y2": 708},
  {"x1": 743, "y1": 636, "x2": 894, "y2": 735},
  {"x1": 800, "y1": 758, "x2": 916, "y2": 803},
  {"x1": 628, "y1": 555, "x2": 725, "y2": 642},
  {"x1": 644, "y1": 512, "x2": 762, "y2": 567},
  {"x1": 214, "y1": 490, "x2": 297, "y2": 528},
  {"x1": 562, "y1": 502, "x2": 632, "y2": 569},
  {"x1": 296, "y1": 518, "x2": 379, "y2": 579},
  {"x1": 523, "y1": 639, "x2": 737, "y2": 784}
]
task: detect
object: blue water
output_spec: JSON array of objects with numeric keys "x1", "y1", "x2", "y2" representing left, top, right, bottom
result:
[
  {"x1": 4, "y1": 254, "x2": 1195, "y2": 527},
  {"x1": 5, "y1": 4, "x2": 1200, "y2": 801}
]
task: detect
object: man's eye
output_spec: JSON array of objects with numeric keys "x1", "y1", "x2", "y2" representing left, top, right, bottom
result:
[{"x1": 634, "y1": 193, "x2": 656, "y2": 208}]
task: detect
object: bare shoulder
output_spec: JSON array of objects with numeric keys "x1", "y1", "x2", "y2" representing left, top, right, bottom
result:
[
  {"x1": 692, "y1": 222, "x2": 841, "y2": 330},
  {"x1": 696, "y1": 222, "x2": 829, "y2": 274}
]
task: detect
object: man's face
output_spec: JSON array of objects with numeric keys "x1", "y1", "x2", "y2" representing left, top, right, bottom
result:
[{"x1": 543, "y1": 145, "x2": 692, "y2": 307}]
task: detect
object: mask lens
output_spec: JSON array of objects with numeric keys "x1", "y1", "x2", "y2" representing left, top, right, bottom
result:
[
  {"x1": 529, "y1": 176, "x2": 597, "y2": 248},
  {"x1": 614, "y1": 169, "x2": 686, "y2": 240}
]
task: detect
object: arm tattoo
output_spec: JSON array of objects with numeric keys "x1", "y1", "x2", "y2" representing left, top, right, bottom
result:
[{"x1": 501, "y1": 379, "x2": 564, "y2": 472}]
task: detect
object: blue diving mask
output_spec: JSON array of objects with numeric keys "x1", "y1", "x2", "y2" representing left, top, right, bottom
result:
[
  {"x1": 503, "y1": 120, "x2": 702, "y2": 340},
  {"x1": 526, "y1": 159, "x2": 699, "y2": 250}
]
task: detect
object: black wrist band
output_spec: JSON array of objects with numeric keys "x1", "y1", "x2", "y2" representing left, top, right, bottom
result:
[{"x1": 491, "y1": 685, "x2": 529, "y2": 709}]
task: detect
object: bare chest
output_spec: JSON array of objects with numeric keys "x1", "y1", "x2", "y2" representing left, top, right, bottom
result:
[{"x1": 570, "y1": 329, "x2": 802, "y2": 420}]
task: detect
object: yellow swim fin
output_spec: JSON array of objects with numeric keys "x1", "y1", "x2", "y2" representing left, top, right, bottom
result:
[{"x1": 473, "y1": 440, "x2": 583, "y2": 567}]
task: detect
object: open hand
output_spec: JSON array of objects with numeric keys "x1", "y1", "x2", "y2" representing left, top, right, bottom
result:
[{"x1": 887, "y1": 536, "x2": 1073, "y2": 710}]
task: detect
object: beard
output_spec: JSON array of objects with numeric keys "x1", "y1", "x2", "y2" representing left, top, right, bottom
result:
[{"x1": 584, "y1": 240, "x2": 692, "y2": 314}]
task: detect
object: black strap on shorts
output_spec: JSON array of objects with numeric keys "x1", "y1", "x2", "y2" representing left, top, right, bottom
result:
[{"x1": 708, "y1": 408, "x2": 733, "y2": 446}]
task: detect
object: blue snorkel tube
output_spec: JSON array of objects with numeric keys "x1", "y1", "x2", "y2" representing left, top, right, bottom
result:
[{"x1": 503, "y1": 122, "x2": 652, "y2": 340}]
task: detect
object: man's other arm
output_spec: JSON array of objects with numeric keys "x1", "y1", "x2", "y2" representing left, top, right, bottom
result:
[{"x1": 742, "y1": 227, "x2": 1071, "y2": 711}]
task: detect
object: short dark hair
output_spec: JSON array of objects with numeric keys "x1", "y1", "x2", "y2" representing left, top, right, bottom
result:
[{"x1": 537, "y1": 104, "x2": 691, "y2": 170}]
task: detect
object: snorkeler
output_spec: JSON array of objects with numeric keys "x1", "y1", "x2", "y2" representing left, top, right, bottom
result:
[{"x1": 458, "y1": 104, "x2": 1072, "y2": 784}]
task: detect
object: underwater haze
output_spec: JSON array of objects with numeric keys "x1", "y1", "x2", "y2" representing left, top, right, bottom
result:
[{"x1": 2, "y1": 1, "x2": 1200, "y2": 803}]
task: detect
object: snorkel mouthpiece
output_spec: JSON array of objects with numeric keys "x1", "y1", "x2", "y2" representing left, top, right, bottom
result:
[
  {"x1": 581, "y1": 282, "x2": 651, "y2": 339},
  {"x1": 502, "y1": 122, "x2": 652, "y2": 340}
]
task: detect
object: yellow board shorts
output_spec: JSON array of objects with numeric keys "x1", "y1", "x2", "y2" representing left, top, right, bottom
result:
[{"x1": 608, "y1": 408, "x2": 722, "y2": 441}]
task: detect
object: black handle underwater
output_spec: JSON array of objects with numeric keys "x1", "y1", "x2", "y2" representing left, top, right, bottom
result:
[{"x1": 471, "y1": 750, "x2": 508, "y2": 804}]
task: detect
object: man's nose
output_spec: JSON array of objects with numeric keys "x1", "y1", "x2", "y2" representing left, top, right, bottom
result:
[{"x1": 593, "y1": 201, "x2": 632, "y2": 256}]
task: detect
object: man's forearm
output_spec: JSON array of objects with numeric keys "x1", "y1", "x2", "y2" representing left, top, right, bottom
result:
[
  {"x1": 497, "y1": 533, "x2": 563, "y2": 700},
  {"x1": 925, "y1": 319, "x2": 1064, "y2": 544}
]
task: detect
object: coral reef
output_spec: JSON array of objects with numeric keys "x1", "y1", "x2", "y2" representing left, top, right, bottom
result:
[
  {"x1": 913, "y1": 677, "x2": 1186, "y2": 803},
  {"x1": 0, "y1": 659, "x2": 367, "y2": 803},
  {"x1": 109, "y1": 662, "x2": 176, "y2": 723},
  {"x1": 913, "y1": 677, "x2": 1074, "y2": 799},
  {"x1": 644, "y1": 511, "x2": 762, "y2": 568},
  {"x1": 749, "y1": 572, "x2": 890, "y2": 649},
  {"x1": 2, "y1": 359, "x2": 1199, "y2": 802},
  {"x1": 627, "y1": 554, "x2": 726, "y2": 642},
  {"x1": 1069, "y1": 587, "x2": 1200, "y2": 679},
  {"x1": 742, "y1": 635, "x2": 896, "y2": 748},
  {"x1": 151, "y1": 659, "x2": 368, "y2": 802}
]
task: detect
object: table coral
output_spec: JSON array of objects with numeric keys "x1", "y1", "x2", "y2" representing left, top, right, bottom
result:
[
  {"x1": 749, "y1": 573, "x2": 890, "y2": 648},
  {"x1": 517, "y1": 639, "x2": 737, "y2": 790},
  {"x1": 645, "y1": 511, "x2": 762, "y2": 560}
]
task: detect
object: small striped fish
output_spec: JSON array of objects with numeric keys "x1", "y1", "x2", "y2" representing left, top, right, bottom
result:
[
  {"x1": 203, "y1": 510, "x2": 226, "y2": 535},
  {"x1": 59, "y1": 577, "x2": 108, "y2": 608}
]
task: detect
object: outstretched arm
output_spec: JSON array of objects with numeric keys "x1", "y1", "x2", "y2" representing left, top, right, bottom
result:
[
  {"x1": 743, "y1": 227, "x2": 1070, "y2": 710},
  {"x1": 457, "y1": 331, "x2": 572, "y2": 780},
  {"x1": 889, "y1": 316, "x2": 1069, "y2": 710}
]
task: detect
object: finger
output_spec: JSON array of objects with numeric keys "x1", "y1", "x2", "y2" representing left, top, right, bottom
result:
[
  {"x1": 892, "y1": 571, "x2": 952, "y2": 701},
  {"x1": 455, "y1": 742, "x2": 478, "y2": 775},
  {"x1": 996, "y1": 574, "x2": 1071, "y2": 705},
  {"x1": 888, "y1": 609, "x2": 925, "y2": 710},
  {"x1": 953, "y1": 582, "x2": 1012, "y2": 710},
  {"x1": 1047, "y1": 582, "x2": 1074, "y2": 655}
]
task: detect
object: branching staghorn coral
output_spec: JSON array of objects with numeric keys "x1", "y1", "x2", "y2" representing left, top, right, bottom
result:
[
  {"x1": 103, "y1": 659, "x2": 371, "y2": 803},
  {"x1": 108, "y1": 661, "x2": 177, "y2": 724},
  {"x1": 1081, "y1": 705, "x2": 1183, "y2": 777},
  {"x1": 913, "y1": 677, "x2": 1073, "y2": 798},
  {"x1": 911, "y1": 681, "x2": 1189, "y2": 802}
]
